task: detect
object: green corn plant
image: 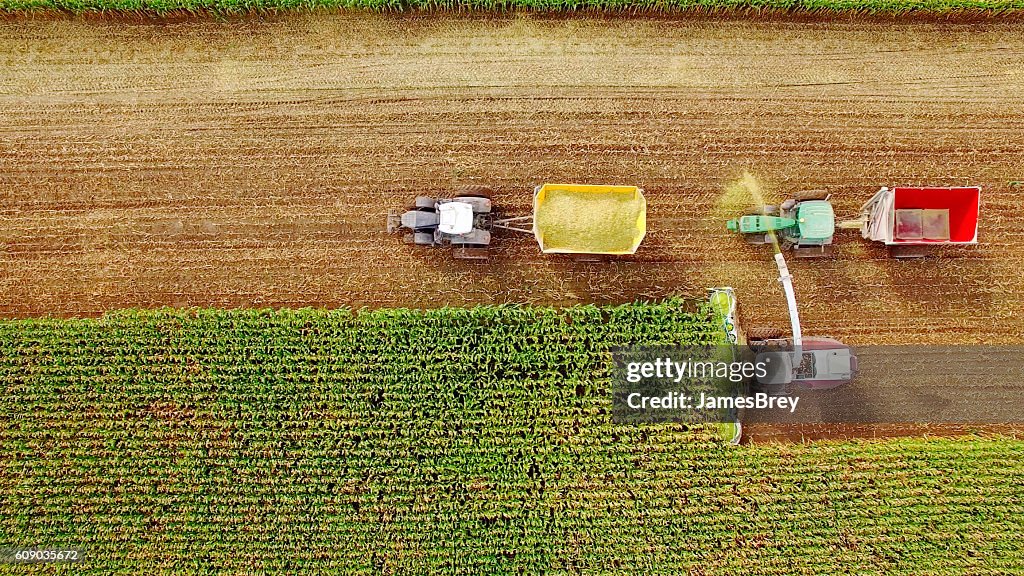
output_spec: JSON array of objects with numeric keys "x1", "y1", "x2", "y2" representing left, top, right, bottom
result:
[{"x1": 0, "y1": 303, "x2": 1021, "y2": 574}]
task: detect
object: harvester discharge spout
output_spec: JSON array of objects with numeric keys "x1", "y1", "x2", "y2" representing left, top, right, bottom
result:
[{"x1": 773, "y1": 252, "x2": 802, "y2": 351}]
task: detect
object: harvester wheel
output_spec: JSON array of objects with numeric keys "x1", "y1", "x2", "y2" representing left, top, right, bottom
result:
[
  {"x1": 889, "y1": 244, "x2": 930, "y2": 259},
  {"x1": 455, "y1": 185, "x2": 494, "y2": 199},
  {"x1": 747, "y1": 326, "x2": 785, "y2": 341},
  {"x1": 793, "y1": 190, "x2": 829, "y2": 201}
]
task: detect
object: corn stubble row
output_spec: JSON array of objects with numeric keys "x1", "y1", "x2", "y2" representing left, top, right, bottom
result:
[
  {"x1": 2, "y1": 0, "x2": 1021, "y2": 13},
  {"x1": 0, "y1": 301, "x2": 1021, "y2": 574}
]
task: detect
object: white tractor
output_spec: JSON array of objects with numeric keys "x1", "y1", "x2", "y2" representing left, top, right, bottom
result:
[{"x1": 386, "y1": 186, "x2": 495, "y2": 261}]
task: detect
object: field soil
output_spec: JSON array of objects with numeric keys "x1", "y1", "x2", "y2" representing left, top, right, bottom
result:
[
  {"x1": 740, "y1": 345, "x2": 1024, "y2": 441},
  {"x1": 2, "y1": 15, "x2": 1024, "y2": 353}
]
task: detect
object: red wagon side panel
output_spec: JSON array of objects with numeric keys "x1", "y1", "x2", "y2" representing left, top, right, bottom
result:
[{"x1": 891, "y1": 187, "x2": 980, "y2": 244}]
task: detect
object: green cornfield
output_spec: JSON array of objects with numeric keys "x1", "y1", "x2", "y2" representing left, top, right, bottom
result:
[
  {"x1": 0, "y1": 303, "x2": 1021, "y2": 573},
  {"x1": 1, "y1": 0, "x2": 1023, "y2": 13}
]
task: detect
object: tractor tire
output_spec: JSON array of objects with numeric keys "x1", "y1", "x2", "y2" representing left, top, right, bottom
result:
[
  {"x1": 455, "y1": 185, "x2": 494, "y2": 199},
  {"x1": 889, "y1": 244, "x2": 931, "y2": 259},
  {"x1": 793, "y1": 245, "x2": 832, "y2": 258},
  {"x1": 745, "y1": 233, "x2": 770, "y2": 245},
  {"x1": 761, "y1": 205, "x2": 778, "y2": 215},
  {"x1": 453, "y1": 245, "x2": 490, "y2": 262},
  {"x1": 792, "y1": 190, "x2": 829, "y2": 201},
  {"x1": 414, "y1": 196, "x2": 436, "y2": 211},
  {"x1": 747, "y1": 326, "x2": 785, "y2": 341},
  {"x1": 453, "y1": 195, "x2": 493, "y2": 215}
]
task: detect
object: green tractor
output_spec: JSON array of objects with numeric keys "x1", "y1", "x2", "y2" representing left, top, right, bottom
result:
[{"x1": 726, "y1": 191, "x2": 835, "y2": 258}]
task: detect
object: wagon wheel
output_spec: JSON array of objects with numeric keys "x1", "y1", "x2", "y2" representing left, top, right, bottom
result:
[
  {"x1": 455, "y1": 185, "x2": 494, "y2": 199},
  {"x1": 793, "y1": 190, "x2": 829, "y2": 201},
  {"x1": 746, "y1": 326, "x2": 786, "y2": 341},
  {"x1": 889, "y1": 244, "x2": 931, "y2": 259}
]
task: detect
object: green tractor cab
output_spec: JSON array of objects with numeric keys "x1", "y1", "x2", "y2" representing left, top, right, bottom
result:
[
  {"x1": 795, "y1": 200, "x2": 835, "y2": 242},
  {"x1": 725, "y1": 192, "x2": 835, "y2": 258}
]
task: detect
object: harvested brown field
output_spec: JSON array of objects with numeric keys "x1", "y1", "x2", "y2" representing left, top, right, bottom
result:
[{"x1": 2, "y1": 14, "x2": 1024, "y2": 349}]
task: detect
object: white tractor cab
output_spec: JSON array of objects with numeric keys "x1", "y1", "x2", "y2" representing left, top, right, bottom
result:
[{"x1": 437, "y1": 201, "x2": 476, "y2": 235}]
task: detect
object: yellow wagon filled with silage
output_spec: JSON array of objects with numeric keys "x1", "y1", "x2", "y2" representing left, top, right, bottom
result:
[
  {"x1": 387, "y1": 182, "x2": 647, "y2": 261},
  {"x1": 532, "y1": 184, "x2": 646, "y2": 255}
]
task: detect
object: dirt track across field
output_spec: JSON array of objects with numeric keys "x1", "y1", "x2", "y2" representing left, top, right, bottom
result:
[{"x1": 2, "y1": 15, "x2": 1024, "y2": 348}]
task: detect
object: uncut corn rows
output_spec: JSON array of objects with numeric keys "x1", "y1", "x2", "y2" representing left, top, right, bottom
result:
[{"x1": 0, "y1": 301, "x2": 1022, "y2": 574}]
